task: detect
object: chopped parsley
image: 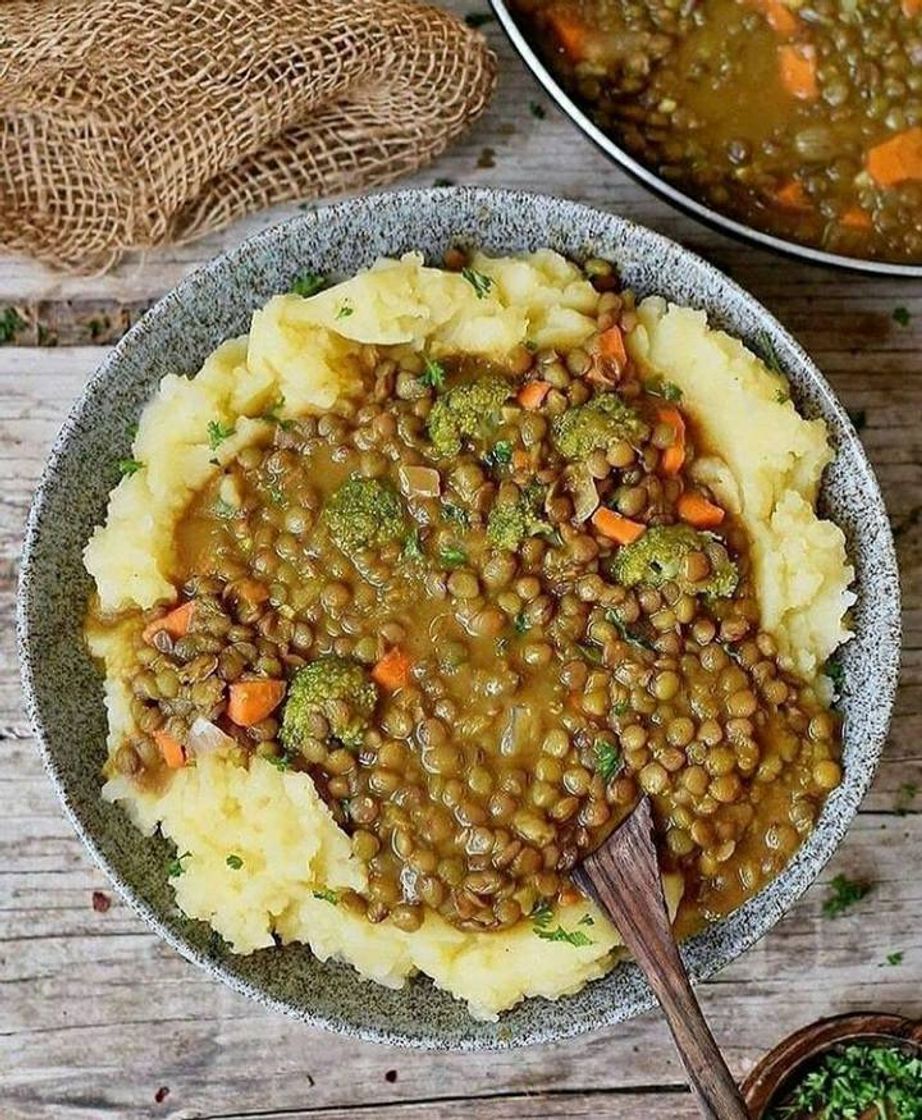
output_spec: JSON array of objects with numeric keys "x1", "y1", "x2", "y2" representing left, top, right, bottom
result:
[
  {"x1": 225, "y1": 854, "x2": 244, "y2": 870},
  {"x1": 606, "y1": 610, "x2": 655, "y2": 652},
  {"x1": 117, "y1": 457, "x2": 144, "y2": 477},
  {"x1": 756, "y1": 331, "x2": 785, "y2": 377},
  {"x1": 513, "y1": 610, "x2": 530, "y2": 634},
  {"x1": 822, "y1": 874, "x2": 872, "y2": 918},
  {"x1": 464, "y1": 11, "x2": 495, "y2": 26},
  {"x1": 881, "y1": 950, "x2": 904, "y2": 967},
  {"x1": 207, "y1": 419, "x2": 236, "y2": 451},
  {"x1": 462, "y1": 267, "x2": 494, "y2": 299},
  {"x1": 420, "y1": 357, "x2": 446, "y2": 391},
  {"x1": 402, "y1": 527, "x2": 424, "y2": 561},
  {"x1": 166, "y1": 851, "x2": 191, "y2": 879},
  {"x1": 0, "y1": 306, "x2": 25, "y2": 344},
  {"x1": 578, "y1": 914, "x2": 594, "y2": 927},
  {"x1": 595, "y1": 736, "x2": 624, "y2": 784},
  {"x1": 439, "y1": 544, "x2": 468, "y2": 567},
  {"x1": 823, "y1": 655, "x2": 845, "y2": 699},
  {"x1": 213, "y1": 497, "x2": 239, "y2": 519},
  {"x1": 530, "y1": 899, "x2": 594, "y2": 947},
  {"x1": 265, "y1": 753, "x2": 293, "y2": 771},
  {"x1": 895, "y1": 781, "x2": 918, "y2": 816},
  {"x1": 259, "y1": 394, "x2": 295, "y2": 430},
  {"x1": 775, "y1": 389, "x2": 790, "y2": 404},
  {"x1": 312, "y1": 888, "x2": 339, "y2": 905},
  {"x1": 646, "y1": 378, "x2": 683, "y2": 402},
  {"x1": 442, "y1": 503, "x2": 471, "y2": 529},
  {"x1": 335, "y1": 301, "x2": 354, "y2": 320},
  {"x1": 768, "y1": 1041, "x2": 922, "y2": 1120},
  {"x1": 611, "y1": 699, "x2": 629, "y2": 717},
  {"x1": 893, "y1": 306, "x2": 911, "y2": 328},
  {"x1": 529, "y1": 100, "x2": 546, "y2": 119},
  {"x1": 291, "y1": 272, "x2": 326, "y2": 298},
  {"x1": 483, "y1": 440, "x2": 513, "y2": 469}
]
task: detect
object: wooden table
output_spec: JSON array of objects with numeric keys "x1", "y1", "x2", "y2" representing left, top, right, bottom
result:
[{"x1": 2, "y1": 5, "x2": 920, "y2": 1117}]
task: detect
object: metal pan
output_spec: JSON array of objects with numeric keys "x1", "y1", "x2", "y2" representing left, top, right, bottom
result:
[{"x1": 490, "y1": 0, "x2": 922, "y2": 279}]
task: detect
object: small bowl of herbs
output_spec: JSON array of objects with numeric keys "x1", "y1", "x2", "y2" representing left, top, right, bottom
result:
[{"x1": 743, "y1": 1013, "x2": 922, "y2": 1120}]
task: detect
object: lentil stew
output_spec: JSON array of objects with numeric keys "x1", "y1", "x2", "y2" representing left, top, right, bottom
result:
[
  {"x1": 509, "y1": 0, "x2": 922, "y2": 265},
  {"x1": 91, "y1": 253, "x2": 844, "y2": 944}
]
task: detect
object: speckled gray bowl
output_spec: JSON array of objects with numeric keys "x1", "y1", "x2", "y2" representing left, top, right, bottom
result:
[{"x1": 18, "y1": 188, "x2": 900, "y2": 1050}]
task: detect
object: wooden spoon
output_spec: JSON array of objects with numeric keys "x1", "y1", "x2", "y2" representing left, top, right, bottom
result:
[{"x1": 572, "y1": 795, "x2": 751, "y2": 1120}]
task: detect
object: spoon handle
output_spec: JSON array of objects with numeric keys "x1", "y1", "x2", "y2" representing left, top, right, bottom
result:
[{"x1": 573, "y1": 797, "x2": 750, "y2": 1120}]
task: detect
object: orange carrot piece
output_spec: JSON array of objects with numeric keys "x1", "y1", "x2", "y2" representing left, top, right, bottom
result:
[
  {"x1": 517, "y1": 380, "x2": 552, "y2": 410},
  {"x1": 763, "y1": 0, "x2": 798, "y2": 36},
  {"x1": 153, "y1": 728, "x2": 185, "y2": 769},
  {"x1": 678, "y1": 491, "x2": 726, "y2": 528},
  {"x1": 547, "y1": 10, "x2": 589, "y2": 61},
  {"x1": 142, "y1": 600, "x2": 196, "y2": 644},
  {"x1": 778, "y1": 43, "x2": 818, "y2": 100},
  {"x1": 591, "y1": 507, "x2": 646, "y2": 544},
  {"x1": 867, "y1": 127, "x2": 922, "y2": 187},
  {"x1": 598, "y1": 325, "x2": 628, "y2": 368},
  {"x1": 371, "y1": 647, "x2": 411, "y2": 691},
  {"x1": 657, "y1": 407, "x2": 686, "y2": 476},
  {"x1": 841, "y1": 206, "x2": 872, "y2": 231},
  {"x1": 228, "y1": 679, "x2": 286, "y2": 727},
  {"x1": 774, "y1": 178, "x2": 810, "y2": 212}
]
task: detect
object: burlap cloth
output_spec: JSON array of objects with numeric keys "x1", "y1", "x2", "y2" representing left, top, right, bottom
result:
[{"x1": 0, "y1": 0, "x2": 496, "y2": 272}]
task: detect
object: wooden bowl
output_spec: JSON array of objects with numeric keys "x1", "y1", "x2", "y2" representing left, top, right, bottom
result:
[{"x1": 742, "y1": 1013, "x2": 922, "y2": 1118}]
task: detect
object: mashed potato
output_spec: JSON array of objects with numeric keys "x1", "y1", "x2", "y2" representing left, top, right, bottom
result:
[{"x1": 87, "y1": 250, "x2": 851, "y2": 1019}]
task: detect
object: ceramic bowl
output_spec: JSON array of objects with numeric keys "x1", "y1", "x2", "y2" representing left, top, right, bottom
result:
[
  {"x1": 18, "y1": 187, "x2": 901, "y2": 1049},
  {"x1": 489, "y1": 0, "x2": 922, "y2": 279}
]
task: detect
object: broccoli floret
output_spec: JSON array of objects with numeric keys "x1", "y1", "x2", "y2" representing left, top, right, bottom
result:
[
  {"x1": 551, "y1": 393, "x2": 646, "y2": 460},
  {"x1": 609, "y1": 524, "x2": 738, "y2": 598},
  {"x1": 427, "y1": 376, "x2": 512, "y2": 457},
  {"x1": 486, "y1": 484, "x2": 548, "y2": 551},
  {"x1": 324, "y1": 474, "x2": 405, "y2": 553},
  {"x1": 280, "y1": 656, "x2": 378, "y2": 750}
]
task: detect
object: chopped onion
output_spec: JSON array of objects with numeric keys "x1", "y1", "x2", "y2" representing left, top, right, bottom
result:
[
  {"x1": 187, "y1": 717, "x2": 236, "y2": 757},
  {"x1": 566, "y1": 463, "x2": 600, "y2": 523},
  {"x1": 398, "y1": 464, "x2": 442, "y2": 498}
]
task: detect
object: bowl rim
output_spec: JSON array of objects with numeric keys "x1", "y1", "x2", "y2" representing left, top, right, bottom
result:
[
  {"x1": 488, "y1": 0, "x2": 922, "y2": 280},
  {"x1": 17, "y1": 186, "x2": 902, "y2": 1049},
  {"x1": 741, "y1": 1012, "x2": 922, "y2": 1117}
]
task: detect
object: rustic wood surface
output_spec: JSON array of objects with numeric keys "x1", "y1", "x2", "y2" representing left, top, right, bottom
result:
[{"x1": 1, "y1": 4, "x2": 920, "y2": 1118}]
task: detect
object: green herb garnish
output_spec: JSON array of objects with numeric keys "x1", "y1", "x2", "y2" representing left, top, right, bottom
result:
[
  {"x1": 439, "y1": 544, "x2": 467, "y2": 567},
  {"x1": 420, "y1": 357, "x2": 447, "y2": 391},
  {"x1": 0, "y1": 306, "x2": 25, "y2": 344},
  {"x1": 530, "y1": 900, "x2": 594, "y2": 947},
  {"x1": 756, "y1": 331, "x2": 784, "y2": 377},
  {"x1": 402, "y1": 527, "x2": 424, "y2": 561},
  {"x1": 513, "y1": 611, "x2": 530, "y2": 635},
  {"x1": 207, "y1": 419, "x2": 236, "y2": 451},
  {"x1": 291, "y1": 272, "x2": 327, "y2": 298},
  {"x1": 646, "y1": 379, "x2": 683, "y2": 402},
  {"x1": 896, "y1": 782, "x2": 918, "y2": 816},
  {"x1": 824, "y1": 655, "x2": 845, "y2": 699},
  {"x1": 822, "y1": 874, "x2": 872, "y2": 918},
  {"x1": 335, "y1": 302, "x2": 354, "y2": 320},
  {"x1": 312, "y1": 888, "x2": 339, "y2": 905},
  {"x1": 442, "y1": 503, "x2": 471, "y2": 529},
  {"x1": 531, "y1": 900, "x2": 553, "y2": 927},
  {"x1": 882, "y1": 951, "x2": 904, "y2": 967},
  {"x1": 462, "y1": 267, "x2": 494, "y2": 299},
  {"x1": 605, "y1": 610, "x2": 655, "y2": 652},
  {"x1": 117, "y1": 457, "x2": 144, "y2": 477},
  {"x1": 225, "y1": 854, "x2": 244, "y2": 870},
  {"x1": 769, "y1": 1041, "x2": 922, "y2": 1120},
  {"x1": 893, "y1": 306, "x2": 911, "y2": 328},
  {"x1": 775, "y1": 389, "x2": 790, "y2": 404},
  {"x1": 483, "y1": 440, "x2": 513, "y2": 469},
  {"x1": 265, "y1": 753, "x2": 294, "y2": 771},
  {"x1": 259, "y1": 394, "x2": 295, "y2": 430},
  {"x1": 595, "y1": 736, "x2": 623, "y2": 784},
  {"x1": 166, "y1": 851, "x2": 191, "y2": 879},
  {"x1": 213, "y1": 497, "x2": 239, "y2": 519}
]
